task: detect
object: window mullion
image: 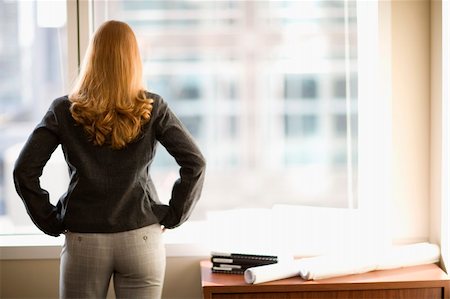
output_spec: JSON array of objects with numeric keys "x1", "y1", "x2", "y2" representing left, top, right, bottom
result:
[
  {"x1": 67, "y1": 0, "x2": 91, "y2": 89},
  {"x1": 66, "y1": 0, "x2": 79, "y2": 91}
]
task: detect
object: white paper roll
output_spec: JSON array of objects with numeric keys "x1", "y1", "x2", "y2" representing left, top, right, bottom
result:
[
  {"x1": 244, "y1": 261, "x2": 301, "y2": 284},
  {"x1": 377, "y1": 242, "x2": 440, "y2": 270},
  {"x1": 297, "y1": 243, "x2": 440, "y2": 280},
  {"x1": 243, "y1": 243, "x2": 440, "y2": 284},
  {"x1": 297, "y1": 254, "x2": 378, "y2": 280}
]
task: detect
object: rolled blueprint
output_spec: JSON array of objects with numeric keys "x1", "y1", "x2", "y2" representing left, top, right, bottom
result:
[
  {"x1": 297, "y1": 253, "x2": 378, "y2": 280},
  {"x1": 244, "y1": 243, "x2": 440, "y2": 283},
  {"x1": 298, "y1": 242, "x2": 440, "y2": 280},
  {"x1": 244, "y1": 261, "x2": 301, "y2": 284},
  {"x1": 377, "y1": 242, "x2": 440, "y2": 270}
]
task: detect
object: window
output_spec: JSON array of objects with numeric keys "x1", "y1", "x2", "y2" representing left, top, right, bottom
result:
[
  {"x1": 284, "y1": 114, "x2": 318, "y2": 137},
  {"x1": 284, "y1": 75, "x2": 319, "y2": 100}
]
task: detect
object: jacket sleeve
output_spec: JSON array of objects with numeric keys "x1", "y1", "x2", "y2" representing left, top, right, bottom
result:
[
  {"x1": 13, "y1": 101, "x2": 64, "y2": 237},
  {"x1": 154, "y1": 98, "x2": 206, "y2": 229}
]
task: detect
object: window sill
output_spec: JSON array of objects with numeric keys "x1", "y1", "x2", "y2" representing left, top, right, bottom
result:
[
  {"x1": 0, "y1": 206, "x2": 391, "y2": 260},
  {"x1": 0, "y1": 221, "x2": 210, "y2": 260}
]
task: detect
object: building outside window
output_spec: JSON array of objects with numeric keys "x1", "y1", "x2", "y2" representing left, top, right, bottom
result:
[{"x1": 94, "y1": 0, "x2": 359, "y2": 216}]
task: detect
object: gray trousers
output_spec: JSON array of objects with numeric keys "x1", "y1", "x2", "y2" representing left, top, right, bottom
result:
[{"x1": 60, "y1": 224, "x2": 166, "y2": 299}]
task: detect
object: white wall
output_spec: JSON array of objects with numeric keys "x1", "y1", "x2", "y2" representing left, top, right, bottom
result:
[{"x1": 390, "y1": 0, "x2": 431, "y2": 244}]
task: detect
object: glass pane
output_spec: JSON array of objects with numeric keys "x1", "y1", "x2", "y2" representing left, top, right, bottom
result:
[
  {"x1": 0, "y1": 0, "x2": 68, "y2": 234},
  {"x1": 93, "y1": 0, "x2": 358, "y2": 218}
]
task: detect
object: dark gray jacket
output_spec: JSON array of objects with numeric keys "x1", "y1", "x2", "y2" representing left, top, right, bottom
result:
[{"x1": 13, "y1": 93, "x2": 206, "y2": 236}]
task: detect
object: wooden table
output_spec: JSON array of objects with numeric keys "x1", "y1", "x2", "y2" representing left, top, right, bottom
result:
[{"x1": 201, "y1": 260, "x2": 450, "y2": 299}]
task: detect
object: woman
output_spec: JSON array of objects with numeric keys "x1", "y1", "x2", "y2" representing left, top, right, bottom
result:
[{"x1": 13, "y1": 20, "x2": 206, "y2": 298}]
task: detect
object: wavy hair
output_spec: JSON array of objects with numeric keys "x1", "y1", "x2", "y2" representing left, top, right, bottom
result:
[{"x1": 69, "y1": 20, "x2": 153, "y2": 149}]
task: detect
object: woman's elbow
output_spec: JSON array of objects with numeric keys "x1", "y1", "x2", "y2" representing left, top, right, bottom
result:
[
  {"x1": 13, "y1": 163, "x2": 26, "y2": 186},
  {"x1": 13, "y1": 160, "x2": 32, "y2": 188},
  {"x1": 195, "y1": 153, "x2": 206, "y2": 176}
]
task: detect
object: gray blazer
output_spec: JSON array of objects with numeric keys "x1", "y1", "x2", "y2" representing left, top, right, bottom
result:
[{"x1": 13, "y1": 92, "x2": 206, "y2": 236}]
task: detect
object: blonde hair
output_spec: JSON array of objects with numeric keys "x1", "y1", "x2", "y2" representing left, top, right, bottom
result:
[{"x1": 69, "y1": 20, "x2": 153, "y2": 149}]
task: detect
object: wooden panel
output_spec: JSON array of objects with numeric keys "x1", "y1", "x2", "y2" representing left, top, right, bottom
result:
[{"x1": 211, "y1": 288, "x2": 443, "y2": 299}]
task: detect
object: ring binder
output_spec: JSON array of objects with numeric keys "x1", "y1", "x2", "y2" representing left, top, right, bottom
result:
[{"x1": 210, "y1": 251, "x2": 278, "y2": 275}]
